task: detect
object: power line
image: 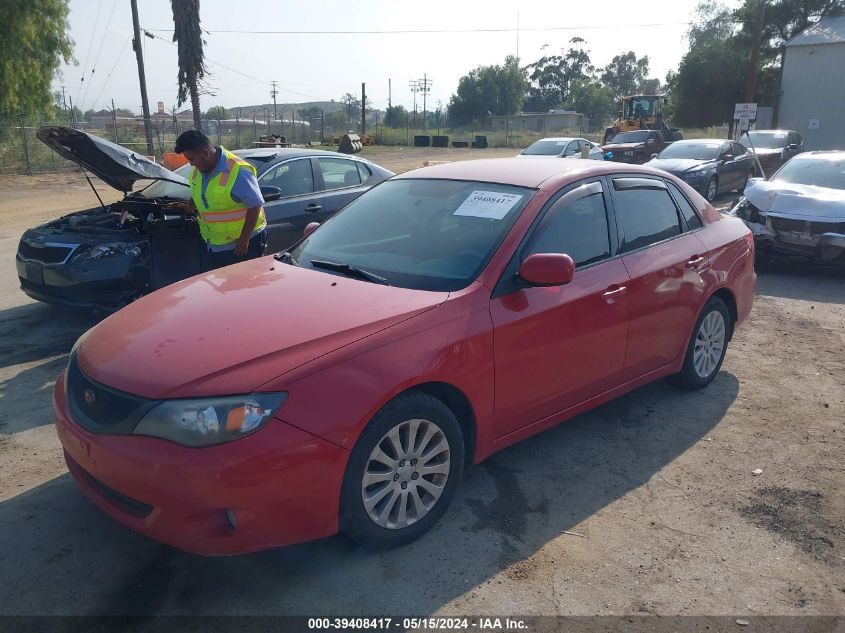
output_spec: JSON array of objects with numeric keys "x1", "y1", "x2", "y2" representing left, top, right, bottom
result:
[
  {"x1": 142, "y1": 20, "x2": 753, "y2": 35},
  {"x1": 81, "y1": 0, "x2": 118, "y2": 109},
  {"x1": 90, "y1": 38, "x2": 130, "y2": 111},
  {"x1": 76, "y1": 0, "x2": 104, "y2": 106}
]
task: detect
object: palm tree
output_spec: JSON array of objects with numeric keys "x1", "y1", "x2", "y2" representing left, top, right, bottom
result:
[{"x1": 171, "y1": 0, "x2": 207, "y2": 131}]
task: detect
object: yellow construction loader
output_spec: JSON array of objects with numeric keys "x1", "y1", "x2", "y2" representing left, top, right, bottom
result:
[{"x1": 602, "y1": 95, "x2": 683, "y2": 145}]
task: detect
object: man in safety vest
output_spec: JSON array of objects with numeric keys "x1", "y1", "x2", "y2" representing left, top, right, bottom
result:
[{"x1": 170, "y1": 130, "x2": 268, "y2": 271}]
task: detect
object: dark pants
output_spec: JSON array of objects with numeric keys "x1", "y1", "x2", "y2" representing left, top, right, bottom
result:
[{"x1": 199, "y1": 229, "x2": 268, "y2": 273}]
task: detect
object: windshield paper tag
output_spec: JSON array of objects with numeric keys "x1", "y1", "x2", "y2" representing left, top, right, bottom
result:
[{"x1": 454, "y1": 191, "x2": 522, "y2": 220}]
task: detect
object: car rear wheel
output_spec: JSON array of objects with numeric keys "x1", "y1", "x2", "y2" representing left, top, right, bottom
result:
[
  {"x1": 705, "y1": 176, "x2": 719, "y2": 202},
  {"x1": 671, "y1": 296, "x2": 732, "y2": 390},
  {"x1": 340, "y1": 392, "x2": 464, "y2": 548}
]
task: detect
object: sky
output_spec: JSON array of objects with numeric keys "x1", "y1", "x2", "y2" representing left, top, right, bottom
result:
[{"x1": 53, "y1": 0, "x2": 740, "y2": 116}]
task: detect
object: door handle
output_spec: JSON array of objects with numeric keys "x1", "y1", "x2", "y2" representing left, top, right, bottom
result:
[
  {"x1": 686, "y1": 255, "x2": 706, "y2": 269},
  {"x1": 305, "y1": 204, "x2": 322, "y2": 212},
  {"x1": 602, "y1": 285, "x2": 627, "y2": 303}
]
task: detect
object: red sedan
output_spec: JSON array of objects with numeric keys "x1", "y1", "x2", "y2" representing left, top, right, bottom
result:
[{"x1": 53, "y1": 158, "x2": 756, "y2": 555}]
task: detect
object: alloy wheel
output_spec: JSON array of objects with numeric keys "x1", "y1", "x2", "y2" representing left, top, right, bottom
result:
[
  {"x1": 706, "y1": 178, "x2": 718, "y2": 202},
  {"x1": 361, "y1": 418, "x2": 451, "y2": 529},
  {"x1": 693, "y1": 310, "x2": 726, "y2": 378}
]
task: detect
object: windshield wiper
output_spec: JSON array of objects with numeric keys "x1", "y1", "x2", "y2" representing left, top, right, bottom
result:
[
  {"x1": 274, "y1": 251, "x2": 299, "y2": 266},
  {"x1": 309, "y1": 259, "x2": 390, "y2": 285}
]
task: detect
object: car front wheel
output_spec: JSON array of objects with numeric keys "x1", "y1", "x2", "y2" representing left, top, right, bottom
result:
[
  {"x1": 340, "y1": 392, "x2": 465, "y2": 548},
  {"x1": 704, "y1": 176, "x2": 719, "y2": 202},
  {"x1": 672, "y1": 296, "x2": 732, "y2": 390}
]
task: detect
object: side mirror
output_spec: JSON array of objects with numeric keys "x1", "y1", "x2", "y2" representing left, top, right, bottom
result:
[
  {"x1": 303, "y1": 221, "x2": 320, "y2": 238},
  {"x1": 517, "y1": 253, "x2": 575, "y2": 287},
  {"x1": 720, "y1": 155, "x2": 732, "y2": 163},
  {"x1": 787, "y1": 143, "x2": 798, "y2": 150},
  {"x1": 260, "y1": 186, "x2": 282, "y2": 202},
  {"x1": 651, "y1": 153, "x2": 658, "y2": 159}
]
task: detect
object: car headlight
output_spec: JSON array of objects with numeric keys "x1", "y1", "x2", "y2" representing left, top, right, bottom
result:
[
  {"x1": 72, "y1": 242, "x2": 145, "y2": 261},
  {"x1": 133, "y1": 393, "x2": 288, "y2": 447},
  {"x1": 682, "y1": 169, "x2": 707, "y2": 179}
]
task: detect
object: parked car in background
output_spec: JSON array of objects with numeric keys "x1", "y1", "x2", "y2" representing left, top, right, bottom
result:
[
  {"x1": 646, "y1": 139, "x2": 756, "y2": 203},
  {"x1": 730, "y1": 151, "x2": 845, "y2": 262},
  {"x1": 517, "y1": 137, "x2": 603, "y2": 160},
  {"x1": 738, "y1": 130, "x2": 804, "y2": 176},
  {"x1": 54, "y1": 157, "x2": 756, "y2": 555},
  {"x1": 600, "y1": 130, "x2": 669, "y2": 165},
  {"x1": 16, "y1": 127, "x2": 392, "y2": 311}
]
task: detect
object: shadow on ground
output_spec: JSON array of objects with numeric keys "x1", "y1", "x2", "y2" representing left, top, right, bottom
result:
[
  {"x1": 0, "y1": 303, "x2": 97, "y2": 434},
  {"x1": 0, "y1": 373, "x2": 738, "y2": 616},
  {"x1": 755, "y1": 260, "x2": 845, "y2": 304}
]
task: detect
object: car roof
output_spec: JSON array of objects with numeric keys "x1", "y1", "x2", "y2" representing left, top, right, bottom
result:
[
  {"x1": 746, "y1": 129, "x2": 795, "y2": 134},
  {"x1": 233, "y1": 147, "x2": 370, "y2": 161},
  {"x1": 393, "y1": 157, "x2": 669, "y2": 189},
  {"x1": 792, "y1": 151, "x2": 845, "y2": 160},
  {"x1": 672, "y1": 138, "x2": 728, "y2": 144},
  {"x1": 530, "y1": 137, "x2": 580, "y2": 142}
]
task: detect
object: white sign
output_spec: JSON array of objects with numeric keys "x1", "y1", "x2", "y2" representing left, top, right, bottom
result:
[
  {"x1": 454, "y1": 191, "x2": 523, "y2": 220},
  {"x1": 739, "y1": 114, "x2": 752, "y2": 131},
  {"x1": 734, "y1": 102, "x2": 758, "y2": 120}
]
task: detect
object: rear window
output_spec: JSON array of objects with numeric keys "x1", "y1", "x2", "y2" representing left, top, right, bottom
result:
[{"x1": 667, "y1": 181, "x2": 703, "y2": 229}]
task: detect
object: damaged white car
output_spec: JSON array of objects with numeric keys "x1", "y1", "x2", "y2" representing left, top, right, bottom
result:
[{"x1": 729, "y1": 151, "x2": 845, "y2": 262}]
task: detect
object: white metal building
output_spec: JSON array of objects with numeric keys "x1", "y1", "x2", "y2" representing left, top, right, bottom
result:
[{"x1": 778, "y1": 16, "x2": 845, "y2": 150}]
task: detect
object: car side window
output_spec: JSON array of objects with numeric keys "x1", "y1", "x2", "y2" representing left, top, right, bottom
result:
[
  {"x1": 318, "y1": 158, "x2": 362, "y2": 191},
  {"x1": 258, "y1": 159, "x2": 314, "y2": 197},
  {"x1": 732, "y1": 142, "x2": 748, "y2": 155},
  {"x1": 613, "y1": 180, "x2": 682, "y2": 253},
  {"x1": 357, "y1": 161, "x2": 373, "y2": 183},
  {"x1": 720, "y1": 143, "x2": 733, "y2": 158},
  {"x1": 523, "y1": 184, "x2": 611, "y2": 267},
  {"x1": 666, "y1": 181, "x2": 704, "y2": 230}
]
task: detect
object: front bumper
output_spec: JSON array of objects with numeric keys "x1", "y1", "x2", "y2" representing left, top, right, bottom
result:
[
  {"x1": 53, "y1": 372, "x2": 350, "y2": 555},
  {"x1": 16, "y1": 252, "x2": 147, "y2": 309},
  {"x1": 742, "y1": 216, "x2": 845, "y2": 262}
]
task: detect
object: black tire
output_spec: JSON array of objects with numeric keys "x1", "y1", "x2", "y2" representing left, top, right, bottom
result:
[
  {"x1": 704, "y1": 176, "x2": 719, "y2": 203},
  {"x1": 340, "y1": 391, "x2": 465, "y2": 549},
  {"x1": 671, "y1": 296, "x2": 732, "y2": 390}
]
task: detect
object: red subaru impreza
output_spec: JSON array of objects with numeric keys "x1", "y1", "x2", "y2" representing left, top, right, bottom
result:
[{"x1": 53, "y1": 158, "x2": 756, "y2": 555}]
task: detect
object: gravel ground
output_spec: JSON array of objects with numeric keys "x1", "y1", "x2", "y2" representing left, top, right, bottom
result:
[{"x1": 0, "y1": 148, "x2": 842, "y2": 620}]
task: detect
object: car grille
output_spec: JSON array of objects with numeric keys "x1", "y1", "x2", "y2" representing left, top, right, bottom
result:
[
  {"x1": 18, "y1": 241, "x2": 76, "y2": 264},
  {"x1": 770, "y1": 217, "x2": 806, "y2": 233},
  {"x1": 66, "y1": 354, "x2": 151, "y2": 432}
]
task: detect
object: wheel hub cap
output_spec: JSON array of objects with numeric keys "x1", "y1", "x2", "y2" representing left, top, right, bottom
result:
[
  {"x1": 693, "y1": 310, "x2": 726, "y2": 378},
  {"x1": 361, "y1": 418, "x2": 451, "y2": 530}
]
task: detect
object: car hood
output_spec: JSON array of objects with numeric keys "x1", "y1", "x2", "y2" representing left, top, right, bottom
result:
[
  {"x1": 76, "y1": 258, "x2": 449, "y2": 399},
  {"x1": 744, "y1": 179, "x2": 845, "y2": 222},
  {"x1": 37, "y1": 126, "x2": 188, "y2": 192},
  {"x1": 602, "y1": 142, "x2": 646, "y2": 152},
  {"x1": 648, "y1": 158, "x2": 715, "y2": 173}
]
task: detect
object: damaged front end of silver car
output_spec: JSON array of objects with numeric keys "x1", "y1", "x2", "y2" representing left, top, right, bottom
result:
[{"x1": 728, "y1": 179, "x2": 845, "y2": 262}]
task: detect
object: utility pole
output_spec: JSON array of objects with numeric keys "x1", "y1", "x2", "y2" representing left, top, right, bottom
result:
[
  {"x1": 361, "y1": 83, "x2": 366, "y2": 137},
  {"x1": 270, "y1": 81, "x2": 279, "y2": 125},
  {"x1": 68, "y1": 95, "x2": 76, "y2": 127},
  {"x1": 60, "y1": 85, "x2": 68, "y2": 120},
  {"x1": 417, "y1": 75, "x2": 432, "y2": 133},
  {"x1": 409, "y1": 80, "x2": 421, "y2": 129},
  {"x1": 130, "y1": 0, "x2": 154, "y2": 156},
  {"x1": 110, "y1": 99, "x2": 119, "y2": 143},
  {"x1": 744, "y1": 0, "x2": 765, "y2": 102}
]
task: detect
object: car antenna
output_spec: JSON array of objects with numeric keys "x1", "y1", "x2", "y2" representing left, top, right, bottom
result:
[
  {"x1": 78, "y1": 166, "x2": 107, "y2": 210},
  {"x1": 738, "y1": 130, "x2": 766, "y2": 180}
]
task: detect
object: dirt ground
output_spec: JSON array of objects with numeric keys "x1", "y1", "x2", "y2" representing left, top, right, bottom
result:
[{"x1": 0, "y1": 148, "x2": 843, "y2": 620}]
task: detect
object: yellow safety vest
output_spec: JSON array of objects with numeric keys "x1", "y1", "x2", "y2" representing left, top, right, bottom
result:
[{"x1": 189, "y1": 147, "x2": 267, "y2": 246}]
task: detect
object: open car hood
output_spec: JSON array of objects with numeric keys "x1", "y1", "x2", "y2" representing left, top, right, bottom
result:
[
  {"x1": 37, "y1": 126, "x2": 188, "y2": 192},
  {"x1": 744, "y1": 179, "x2": 845, "y2": 222}
]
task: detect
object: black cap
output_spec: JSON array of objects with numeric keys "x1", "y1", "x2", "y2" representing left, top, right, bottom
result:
[{"x1": 175, "y1": 129, "x2": 212, "y2": 153}]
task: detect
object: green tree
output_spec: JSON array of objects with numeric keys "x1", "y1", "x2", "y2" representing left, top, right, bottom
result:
[
  {"x1": 600, "y1": 52, "x2": 650, "y2": 100},
  {"x1": 0, "y1": 0, "x2": 74, "y2": 117},
  {"x1": 524, "y1": 38, "x2": 594, "y2": 111},
  {"x1": 383, "y1": 105, "x2": 409, "y2": 127},
  {"x1": 297, "y1": 106, "x2": 322, "y2": 119},
  {"x1": 171, "y1": 0, "x2": 208, "y2": 131},
  {"x1": 205, "y1": 105, "x2": 227, "y2": 120},
  {"x1": 564, "y1": 80, "x2": 617, "y2": 132},
  {"x1": 638, "y1": 78, "x2": 661, "y2": 94},
  {"x1": 447, "y1": 55, "x2": 529, "y2": 125}
]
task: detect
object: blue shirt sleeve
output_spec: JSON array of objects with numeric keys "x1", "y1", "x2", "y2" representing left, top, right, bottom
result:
[{"x1": 230, "y1": 169, "x2": 265, "y2": 208}]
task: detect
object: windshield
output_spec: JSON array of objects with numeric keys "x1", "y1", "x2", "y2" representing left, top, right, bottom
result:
[
  {"x1": 772, "y1": 156, "x2": 845, "y2": 190},
  {"x1": 625, "y1": 97, "x2": 656, "y2": 118},
  {"x1": 740, "y1": 132, "x2": 788, "y2": 150},
  {"x1": 657, "y1": 141, "x2": 722, "y2": 160},
  {"x1": 522, "y1": 140, "x2": 571, "y2": 156},
  {"x1": 137, "y1": 163, "x2": 192, "y2": 199},
  {"x1": 610, "y1": 131, "x2": 649, "y2": 144},
  {"x1": 289, "y1": 179, "x2": 533, "y2": 291}
]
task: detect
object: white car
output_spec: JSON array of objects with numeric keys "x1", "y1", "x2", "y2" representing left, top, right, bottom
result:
[{"x1": 517, "y1": 137, "x2": 604, "y2": 160}]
